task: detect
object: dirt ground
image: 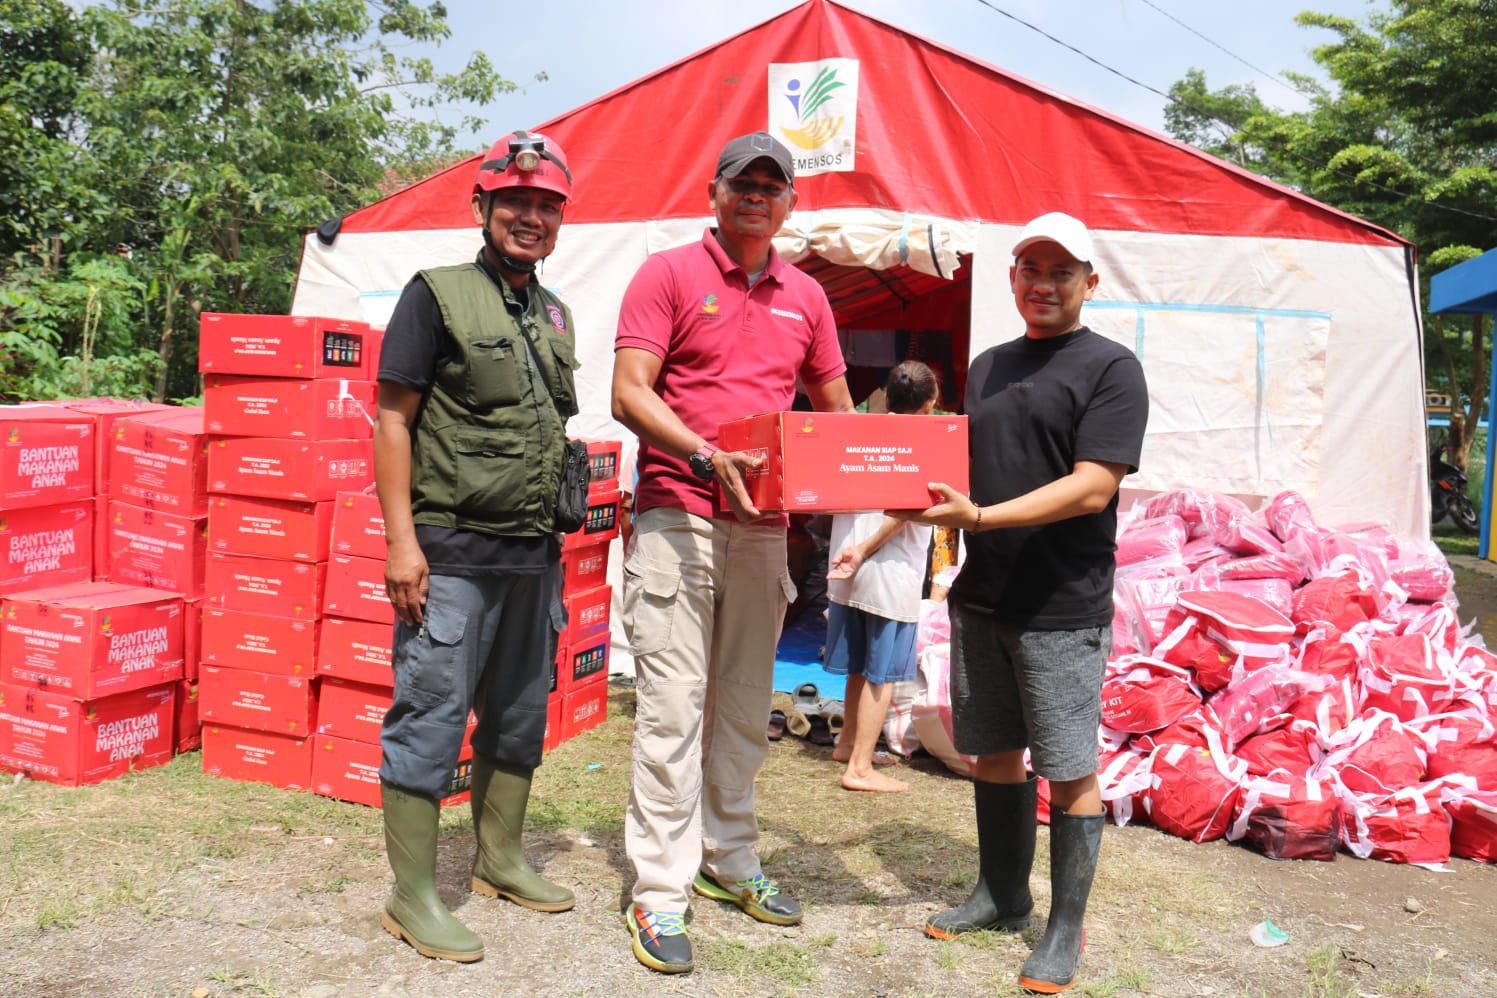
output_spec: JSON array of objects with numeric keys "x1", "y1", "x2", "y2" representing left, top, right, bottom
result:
[{"x1": 2, "y1": 562, "x2": 1496, "y2": 997}]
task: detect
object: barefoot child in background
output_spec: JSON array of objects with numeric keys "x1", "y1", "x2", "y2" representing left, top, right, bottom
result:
[{"x1": 825, "y1": 360, "x2": 940, "y2": 793}]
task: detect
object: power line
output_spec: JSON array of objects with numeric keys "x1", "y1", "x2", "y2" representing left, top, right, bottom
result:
[
  {"x1": 1135, "y1": 0, "x2": 1311, "y2": 101},
  {"x1": 965, "y1": 0, "x2": 1497, "y2": 224}
]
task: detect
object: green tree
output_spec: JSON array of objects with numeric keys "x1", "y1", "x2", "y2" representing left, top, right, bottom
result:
[
  {"x1": 0, "y1": 0, "x2": 515, "y2": 403},
  {"x1": 1164, "y1": 0, "x2": 1497, "y2": 469}
]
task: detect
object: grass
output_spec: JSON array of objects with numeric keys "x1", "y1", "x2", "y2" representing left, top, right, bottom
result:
[{"x1": 2, "y1": 684, "x2": 1492, "y2": 995}]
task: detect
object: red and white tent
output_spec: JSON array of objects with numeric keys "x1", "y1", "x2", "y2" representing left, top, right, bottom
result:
[{"x1": 292, "y1": 0, "x2": 1428, "y2": 535}]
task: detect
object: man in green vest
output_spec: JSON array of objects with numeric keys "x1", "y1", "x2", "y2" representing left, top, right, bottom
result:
[{"x1": 373, "y1": 130, "x2": 580, "y2": 962}]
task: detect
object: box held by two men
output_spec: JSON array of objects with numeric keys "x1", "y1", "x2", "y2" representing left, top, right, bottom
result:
[{"x1": 716, "y1": 411, "x2": 968, "y2": 513}]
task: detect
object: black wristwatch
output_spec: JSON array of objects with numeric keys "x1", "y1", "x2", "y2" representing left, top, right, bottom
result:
[{"x1": 688, "y1": 445, "x2": 717, "y2": 482}]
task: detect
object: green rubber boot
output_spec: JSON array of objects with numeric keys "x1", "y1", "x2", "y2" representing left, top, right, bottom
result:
[
  {"x1": 380, "y1": 782, "x2": 484, "y2": 962},
  {"x1": 470, "y1": 756, "x2": 575, "y2": 912}
]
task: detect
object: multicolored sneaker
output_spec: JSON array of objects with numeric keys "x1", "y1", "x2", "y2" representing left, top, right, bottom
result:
[
  {"x1": 625, "y1": 903, "x2": 693, "y2": 974},
  {"x1": 692, "y1": 871, "x2": 803, "y2": 926}
]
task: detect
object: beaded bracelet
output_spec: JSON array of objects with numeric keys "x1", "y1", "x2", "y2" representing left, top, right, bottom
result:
[{"x1": 973, "y1": 506, "x2": 982, "y2": 532}]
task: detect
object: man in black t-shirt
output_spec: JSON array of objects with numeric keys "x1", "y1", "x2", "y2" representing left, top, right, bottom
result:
[
  {"x1": 896, "y1": 212, "x2": 1148, "y2": 994},
  {"x1": 372, "y1": 131, "x2": 580, "y2": 964}
]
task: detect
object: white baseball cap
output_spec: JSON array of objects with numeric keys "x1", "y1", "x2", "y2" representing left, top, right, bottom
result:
[{"x1": 1012, "y1": 211, "x2": 1094, "y2": 265}]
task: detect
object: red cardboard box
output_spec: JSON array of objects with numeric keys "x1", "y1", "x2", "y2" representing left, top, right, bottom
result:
[
  {"x1": 208, "y1": 495, "x2": 333, "y2": 562},
  {"x1": 561, "y1": 490, "x2": 620, "y2": 552},
  {"x1": 312, "y1": 734, "x2": 472, "y2": 809},
  {"x1": 562, "y1": 637, "x2": 609, "y2": 695},
  {"x1": 110, "y1": 407, "x2": 210, "y2": 516},
  {"x1": 717, "y1": 411, "x2": 969, "y2": 512},
  {"x1": 207, "y1": 437, "x2": 373, "y2": 502},
  {"x1": 0, "y1": 500, "x2": 93, "y2": 596},
  {"x1": 199, "y1": 313, "x2": 374, "y2": 380},
  {"x1": 330, "y1": 491, "x2": 386, "y2": 560},
  {"x1": 175, "y1": 678, "x2": 201, "y2": 753},
  {"x1": 0, "y1": 406, "x2": 95, "y2": 510},
  {"x1": 204, "y1": 552, "x2": 325, "y2": 619},
  {"x1": 586, "y1": 439, "x2": 623, "y2": 495},
  {"x1": 62, "y1": 399, "x2": 171, "y2": 495},
  {"x1": 317, "y1": 615, "x2": 393, "y2": 688},
  {"x1": 183, "y1": 598, "x2": 203, "y2": 682},
  {"x1": 316, "y1": 676, "x2": 392, "y2": 744},
  {"x1": 544, "y1": 693, "x2": 562, "y2": 753},
  {"x1": 561, "y1": 679, "x2": 608, "y2": 741},
  {"x1": 561, "y1": 542, "x2": 609, "y2": 594},
  {"x1": 322, "y1": 553, "x2": 392, "y2": 625},
  {"x1": 0, "y1": 681, "x2": 175, "y2": 786},
  {"x1": 199, "y1": 664, "x2": 317, "y2": 736},
  {"x1": 105, "y1": 500, "x2": 208, "y2": 598},
  {"x1": 201, "y1": 606, "x2": 319, "y2": 677},
  {"x1": 564, "y1": 584, "x2": 611, "y2": 648},
  {"x1": 0, "y1": 581, "x2": 184, "y2": 698},
  {"x1": 203, "y1": 374, "x2": 377, "y2": 440},
  {"x1": 91, "y1": 501, "x2": 109, "y2": 584},
  {"x1": 201, "y1": 723, "x2": 313, "y2": 791}
]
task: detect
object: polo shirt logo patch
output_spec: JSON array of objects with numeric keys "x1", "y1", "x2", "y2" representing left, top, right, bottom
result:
[
  {"x1": 700, "y1": 294, "x2": 721, "y2": 315},
  {"x1": 771, "y1": 306, "x2": 804, "y2": 322},
  {"x1": 546, "y1": 305, "x2": 566, "y2": 331}
]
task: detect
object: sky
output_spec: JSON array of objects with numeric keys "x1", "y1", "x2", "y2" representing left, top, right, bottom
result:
[{"x1": 421, "y1": 0, "x2": 1385, "y2": 151}]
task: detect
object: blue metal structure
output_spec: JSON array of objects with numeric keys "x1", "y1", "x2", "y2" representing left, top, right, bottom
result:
[{"x1": 1431, "y1": 249, "x2": 1497, "y2": 559}]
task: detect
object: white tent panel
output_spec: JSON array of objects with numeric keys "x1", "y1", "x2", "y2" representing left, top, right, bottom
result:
[{"x1": 971, "y1": 224, "x2": 1426, "y2": 536}]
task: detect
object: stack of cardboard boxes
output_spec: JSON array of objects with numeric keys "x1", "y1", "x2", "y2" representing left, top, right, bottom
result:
[
  {"x1": 196, "y1": 313, "x2": 380, "y2": 793},
  {"x1": 554, "y1": 443, "x2": 623, "y2": 748},
  {"x1": 0, "y1": 399, "x2": 196, "y2": 785},
  {"x1": 0, "y1": 312, "x2": 627, "y2": 800}
]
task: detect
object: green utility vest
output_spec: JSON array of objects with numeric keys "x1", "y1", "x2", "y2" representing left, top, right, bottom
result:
[{"x1": 409, "y1": 258, "x2": 579, "y2": 537}]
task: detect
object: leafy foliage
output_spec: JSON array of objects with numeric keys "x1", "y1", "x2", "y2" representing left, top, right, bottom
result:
[{"x1": 0, "y1": 0, "x2": 516, "y2": 403}]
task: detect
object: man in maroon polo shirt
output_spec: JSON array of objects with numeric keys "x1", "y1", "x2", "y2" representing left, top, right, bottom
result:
[{"x1": 611, "y1": 132, "x2": 853, "y2": 974}]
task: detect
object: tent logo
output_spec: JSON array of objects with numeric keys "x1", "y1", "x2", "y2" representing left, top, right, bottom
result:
[{"x1": 768, "y1": 59, "x2": 858, "y2": 177}]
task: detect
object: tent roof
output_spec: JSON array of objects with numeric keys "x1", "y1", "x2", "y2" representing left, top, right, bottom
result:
[
  {"x1": 1431, "y1": 248, "x2": 1497, "y2": 315},
  {"x1": 337, "y1": 0, "x2": 1408, "y2": 251}
]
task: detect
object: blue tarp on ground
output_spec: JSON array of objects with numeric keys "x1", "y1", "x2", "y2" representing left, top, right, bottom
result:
[{"x1": 773, "y1": 590, "x2": 845, "y2": 701}]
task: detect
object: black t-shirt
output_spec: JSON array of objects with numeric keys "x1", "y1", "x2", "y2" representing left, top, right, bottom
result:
[
  {"x1": 379, "y1": 264, "x2": 557, "y2": 575},
  {"x1": 950, "y1": 327, "x2": 1148, "y2": 627}
]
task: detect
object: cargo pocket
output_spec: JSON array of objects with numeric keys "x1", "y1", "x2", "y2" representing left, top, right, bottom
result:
[
  {"x1": 469, "y1": 337, "x2": 525, "y2": 407},
  {"x1": 405, "y1": 601, "x2": 468, "y2": 709},
  {"x1": 778, "y1": 568, "x2": 798, "y2": 614},
  {"x1": 623, "y1": 563, "x2": 681, "y2": 658},
  {"x1": 453, "y1": 429, "x2": 527, "y2": 518}
]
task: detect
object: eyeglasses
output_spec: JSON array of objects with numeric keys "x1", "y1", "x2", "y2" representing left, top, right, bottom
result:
[{"x1": 721, "y1": 177, "x2": 790, "y2": 200}]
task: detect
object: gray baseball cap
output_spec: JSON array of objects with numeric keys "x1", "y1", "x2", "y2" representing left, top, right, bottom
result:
[{"x1": 716, "y1": 132, "x2": 795, "y2": 186}]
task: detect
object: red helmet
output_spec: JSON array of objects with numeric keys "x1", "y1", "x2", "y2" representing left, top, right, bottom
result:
[{"x1": 474, "y1": 130, "x2": 572, "y2": 201}]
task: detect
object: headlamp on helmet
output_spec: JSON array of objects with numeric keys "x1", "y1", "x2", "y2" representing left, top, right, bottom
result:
[{"x1": 475, "y1": 130, "x2": 573, "y2": 200}]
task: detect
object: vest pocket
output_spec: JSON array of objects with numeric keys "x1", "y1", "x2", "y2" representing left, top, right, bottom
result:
[
  {"x1": 469, "y1": 336, "x2": 525, "y2": 407},
  {"x1": 545, "y1": 334, "x2": 579, "y2": 418},
  {"x1": 453, "y1": 428, "x2": 528, "y2": 518}
]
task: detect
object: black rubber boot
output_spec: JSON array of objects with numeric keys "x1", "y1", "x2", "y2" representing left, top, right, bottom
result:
[
  {"x1": 925, "y1": 776, "x2": 1037, "y2": 939},
  {"x1": 381, "y1": 782, "x2": 484, "y2": 962},
  {"x1": 1018, "y1": 808, "x2": 1104, "y2": 994},
  {"x1": 470, "y1": 755, "x2": 575, "y2": 912}
]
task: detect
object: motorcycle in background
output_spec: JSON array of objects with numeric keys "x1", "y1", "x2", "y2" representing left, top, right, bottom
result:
[{"x1": 1430, "y1": 440, "x2": 1481, "y2": 534}]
